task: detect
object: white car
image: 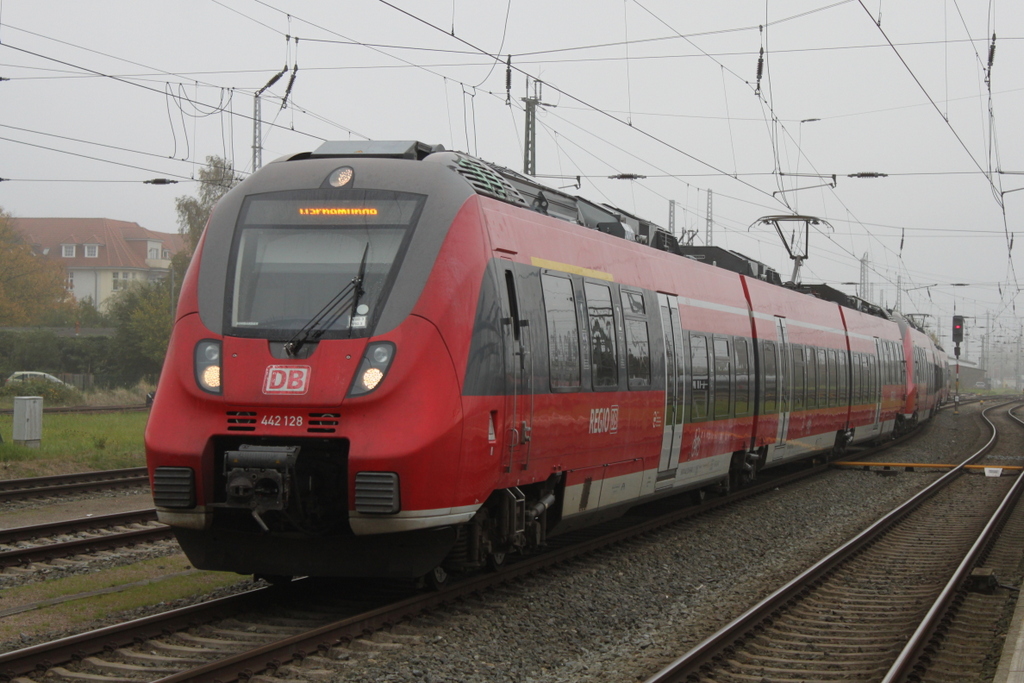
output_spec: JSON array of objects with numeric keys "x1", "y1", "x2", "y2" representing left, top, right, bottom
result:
[{"x1": 5, "y1": 371, "x2": 68, "y2": 386}]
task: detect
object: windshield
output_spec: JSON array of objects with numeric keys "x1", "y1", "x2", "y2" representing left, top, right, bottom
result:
[{"x1": 228, "y1": 189, "x2": 425, "y2": 338}]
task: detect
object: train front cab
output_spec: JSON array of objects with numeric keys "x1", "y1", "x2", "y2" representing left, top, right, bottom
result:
[{"x1": 146, "y1": 150, "x2": 495, "y2": 579}]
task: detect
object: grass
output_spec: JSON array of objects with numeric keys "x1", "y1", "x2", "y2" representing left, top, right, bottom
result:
[
  {"x1": 0, "y1": 553, "x2": 248, "y2": 645},
  {"x1": 0, "y1": 410, "x2": 149, "y2": 477}
]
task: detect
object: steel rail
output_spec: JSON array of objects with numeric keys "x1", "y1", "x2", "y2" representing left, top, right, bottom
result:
[
  {"x1": 0, "y1": 468, "x2": 149, "y2": 503},
  {"x1": 0, "y1": 509, "x2": 157, "y2": 544},
  {"x1": 0, "y1": 526, "x2": 173, "y2": 568},
  {"x1": 880, "y1": 402, "x2": 1024, "y2": 682},
  {"x1": 0, "y1": 510, "x2": 170, "y2": 569},
  {"x1": 643, "y1": 400, "x2": 1009, "y2": 683},
  {"x1": 0, "y1": 588, "x2": 270, "y2": 682}
]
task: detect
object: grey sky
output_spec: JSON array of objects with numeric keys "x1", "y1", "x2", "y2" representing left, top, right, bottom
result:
[{"x1": 0, "y1": 1, "x2": 1021, "y2": 356}]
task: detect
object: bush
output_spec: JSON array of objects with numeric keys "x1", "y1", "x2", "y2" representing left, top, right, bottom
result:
[{"x1": 0, "y1": 378, "x2": 83, "y2": 406}]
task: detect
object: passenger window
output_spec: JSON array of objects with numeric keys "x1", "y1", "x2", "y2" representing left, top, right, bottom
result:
[
  {"x1": 621, "y1": 290, "x2": 646, "y2": 316},
  {"x1": 853, "y1": 354, "x2": 862, "y2": 403},
  {"x1": 805, "y1": 347, "x2": 817, "y2": 408},
  {"x1": 714, "y1": 337, "x2": 731, "y2": 418},
  {"x1": 625, "y1": 320, "x2": 651, "y2": 387},
  {"x1": 541, "y1": 273, "x2": 581, "y2": 389},
  {"x1": 868, "y1": 355, "x2": 877, "y2": 401},
  {"x1": 763, "y1": 341, "x2": 777, "y2": 414},
  {"x1": 827, "y1": 349, "x2": 838, "y2": 407},
  {"x1": 734, "y1": 338, "x2": 751, "y2": 416},
  {"x1": 792, "y1": 346, "x2": 805, "y2": 411},
  {"x1": 620, "y1": 289, "x2": 650, "y2": 389},
  {"x1": 690, "y1": 335, "x2": 710, "y2": 421},
  {"x1": 585, "y1": 282, "x2": 617, "y2": 388},
  {"x1": 837, "y1": 351, "x2": 848, "y2": 406},
  {"x1": 817, "y1": 348, "x2": 828, "y2": 406}
]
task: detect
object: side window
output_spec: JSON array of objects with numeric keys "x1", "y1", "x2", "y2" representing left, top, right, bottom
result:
[
  {"x1": 792, "y1": 346, "x2": 805, "y2": 411},
  {"x1": 541, "y1": 273, "x2": 581, "y2": 390},
  {"x1": 585, "y1": 283, "x2": 618, "y2": 389},
  {"x1": 817, "y1": 348, "x2": 828, "y2": 406},
  {"x1": 714, "y1": 337, "x2": 732, "y2": 419},
  {"x1": 620, "y1": 290, "x2": 650, "y2": 388},
  {"x1": 827, "y1": 349, "x2": 838, "y2": 407},
  {"x1": 868, "y1": 355, "x2": 877, "y2": 402},
  {"x1": 763, "y1": 341, "x2": 777, "y2": 414},
  {"x1": 806, "y1": 347, "x2": 818, "y2": 408},
  {"x1": 837, "y1": 351, "x2": 848, "y2": 406},
  {"x1": 880, "y1": 342, "x2": 890, "y2": 386},
  {"x1": 850, "y1": 353, "x2": 859, "y2": 404},
  {"x1": 734, "y1": 338, "x2": 751, "y2": 416},
  {"x1": 690, "y1": 334, "x2": 710, "y2": 421}
]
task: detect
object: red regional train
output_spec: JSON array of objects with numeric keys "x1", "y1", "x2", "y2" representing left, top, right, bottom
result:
[{"x1": 145, "y1": 140, "x2": 949, "y2": 584}]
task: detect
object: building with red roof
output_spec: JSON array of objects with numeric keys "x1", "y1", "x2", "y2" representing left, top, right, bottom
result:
[{"x1": 9, "y1": 217, "x2": 186, "y2": 310}]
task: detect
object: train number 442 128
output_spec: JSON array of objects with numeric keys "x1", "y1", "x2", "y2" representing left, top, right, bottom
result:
[{"x1": 261, "y1": 414, "x2": 304, "y2": 427}]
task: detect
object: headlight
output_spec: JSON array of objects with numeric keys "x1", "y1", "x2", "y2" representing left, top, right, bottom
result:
[
  {"x1": 195, "y1": 340, "x2": 223, "y2": 394},
  {"x1": 348, "y1": 342, "x2": 395, "y2": 396}
]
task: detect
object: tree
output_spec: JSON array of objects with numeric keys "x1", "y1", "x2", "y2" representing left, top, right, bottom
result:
[
  {"x1": 39, "y1": 296, "x2": 111, "y2": 328},
  {"x1": 175, "y1": 155, "x2": 239, "y2": 254},
  {"x1": 0, "y1": 208, "x2": 70, "y2": 325},
  {"x1": 105, "y1": 279, "x2": 174, "y2": 383}
]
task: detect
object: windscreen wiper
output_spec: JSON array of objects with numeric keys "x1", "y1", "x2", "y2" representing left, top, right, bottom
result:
[
  {"x1": 284, "y1": 244, "x2": 369, "y2": 356},
  {"x1": 348, "y1": 243, "x2": 369, "y2": 339},
  {"x1": 284, "y1": 281, "x2": 357, "y2": 357}
]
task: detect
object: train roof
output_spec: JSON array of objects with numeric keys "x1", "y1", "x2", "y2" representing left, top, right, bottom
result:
[{"x1": 295, "y1": 140, "x2": 897, "y2": 325}]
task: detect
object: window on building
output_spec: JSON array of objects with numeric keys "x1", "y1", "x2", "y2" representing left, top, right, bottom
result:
[
  {"x1": 112, "y1": 272, "x2": 121, "y2": 291},
  {"x1": 85, "y1": 244, "x2": 98, "y2": 258},
  {"x1": 149, "y1": 247, "x2": 159, "y2": 259},
  {"x1": 66, "y1": 271, "x2": 74, "y2": 291},
  {"x1": 162, "y1": 249, "x2": 170, "y2": 259},
  {"x1": 62, "y1": 244, "x2": 75, "y2": 258}
]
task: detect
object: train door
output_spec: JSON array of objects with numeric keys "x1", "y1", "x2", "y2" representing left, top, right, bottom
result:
[
  {"x1": 774, "y1": 317, "x2": 792, "y2": 447},
  {"x1": 500, "y1": 261, "x2": 534, "y2": 472},
  {"x1": 657, "y1": 294, "x2": 685, "y2": 484}
]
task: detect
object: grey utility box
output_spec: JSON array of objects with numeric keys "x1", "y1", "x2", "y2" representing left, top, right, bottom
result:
[{"x1": 13, "y1": 396, "x2": 43, "y2": 448}]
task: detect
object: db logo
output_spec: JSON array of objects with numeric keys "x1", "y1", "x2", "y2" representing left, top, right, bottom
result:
[{"x1": 263, "y1": 365, "x2": 311, "y2": 395}]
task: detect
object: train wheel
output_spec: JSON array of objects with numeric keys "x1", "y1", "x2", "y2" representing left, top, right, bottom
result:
[
  {"x1": 486, "y1": 551, "x2": 507, "y2": 572},
  {"x1": 426, "y1": 565, "x2": 449, "y2": 590}
]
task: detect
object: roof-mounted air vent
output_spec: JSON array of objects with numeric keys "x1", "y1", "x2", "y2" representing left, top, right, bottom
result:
[
  {"x1": 452, "y1": 156, "x2": 528, "y2": 206},
  {"x1": 309, "y1": 140, "x2": 444, "y2": 160}
]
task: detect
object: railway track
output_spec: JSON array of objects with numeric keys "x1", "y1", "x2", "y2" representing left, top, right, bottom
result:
[
  {"x1": 0, "y1": 416, "x2": 954, "y2": 683},
  {"x1": 0, "y1": 467, "x2": 149, "y2": 504},
  {"x1": 644, "y1": 400, "x2": 1024, "y2": 683},
  {"x1": 0, "y1": 509, "x2": 170, "y2": 571},
  {"x1": 0, "y1": 462, "x2": 838, "y2": 682}
]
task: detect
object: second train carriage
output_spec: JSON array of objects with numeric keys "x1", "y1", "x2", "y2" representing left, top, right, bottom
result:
[{"x1": 146, "y1": 140, "x2": 949, "y2": 580}]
